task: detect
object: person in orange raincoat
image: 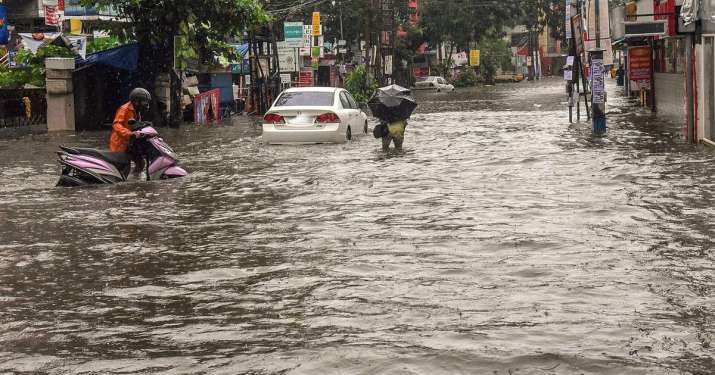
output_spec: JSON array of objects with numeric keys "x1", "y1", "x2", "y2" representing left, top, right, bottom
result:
[{"x1": 109, "y1": 88, "x2": 152, "y2": 176}]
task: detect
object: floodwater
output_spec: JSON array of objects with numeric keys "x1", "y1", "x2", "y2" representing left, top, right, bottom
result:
[{"x1": 0, "y1": 79, "x2": 713, "y2": 374}]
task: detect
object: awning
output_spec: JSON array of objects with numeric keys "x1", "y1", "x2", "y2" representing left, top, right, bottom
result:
[{"x1": 76, "y1": 43, "x2": 139, "y2": 71}]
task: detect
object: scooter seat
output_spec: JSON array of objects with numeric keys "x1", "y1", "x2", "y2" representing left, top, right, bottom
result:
[{"x1": 61, "y1": 147, "x2": 131, "y2": 170}]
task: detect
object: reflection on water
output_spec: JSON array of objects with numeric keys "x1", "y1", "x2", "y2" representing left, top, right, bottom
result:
[{"x1": 0, "y1": 79, "x2": 713, "y2": 374}]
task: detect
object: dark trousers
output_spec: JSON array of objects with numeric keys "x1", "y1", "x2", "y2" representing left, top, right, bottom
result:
[{"x1": 382, "y1": 135, "x2": 404, "y2": 150}]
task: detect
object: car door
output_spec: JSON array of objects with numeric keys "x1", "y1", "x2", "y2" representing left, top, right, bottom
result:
[
  {"x1": 437, "y1": 77, "x2": 446, "y2": 90},
  {"x1": 338, "y1": 91, "x2": 354, "y2": 130},
  {"x1": 345, "y1": 91, "x2": 364, "y2": 131}
]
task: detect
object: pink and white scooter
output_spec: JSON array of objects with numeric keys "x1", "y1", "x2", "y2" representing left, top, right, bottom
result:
[{"x1": 56, "y1": 120, "x2": 188, "y2": 187}]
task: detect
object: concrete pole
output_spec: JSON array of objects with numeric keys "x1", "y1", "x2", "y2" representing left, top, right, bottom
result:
[
  {"x1": 591, "y1": 0, "x2": 607, "y2": 134},
  {"x1": 45, "y1": 58, "x2": 75, "y2": 132}
]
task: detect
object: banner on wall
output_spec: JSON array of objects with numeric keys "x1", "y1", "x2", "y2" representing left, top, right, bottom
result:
[
  {"x1": 67, "y1": 35, "x2": 87, "y2": 59},
  {"x1": 194, "y1": 89, "x2": 221, "y2": 124},
  {"x1": 19, "y1": 33, "x2": 61, "y2": 54},
  {"x1": 0, "y1": 6, "x2": 9, "y2": 45}
]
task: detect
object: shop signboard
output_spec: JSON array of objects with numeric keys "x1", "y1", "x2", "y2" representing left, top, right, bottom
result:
[
  {"x1": 280, "y1": 73, "x2": 292, "y2": 85},
  {"x1": 303, "y1": 26, "x2": 312, "y2": 48},
  {"x1": 64, "y1": 0, "x2": 99, "y2": 17},
  {"x1": 45, "y1": 5, "x2": 60, "y2": 26},
  {"x1": 571, "y1": 15, "x2": 586, "y2": 66},
  {"x1": 276, "y1": 41, "x2": 298, "y2": 72},
  {"x1": 312, "y1": 12, "x2": 321, "y2": 36},
  {"x1": 299, "y1": 69, "x2": 313, "y2": 86},
  {"x1": 284, "y1": 22, "x2": 303, "y2": 47},
  {"x1": 469, "y1": 49, "x2": 480, "y2": 66},
  {"x1": 628, "y1": 46, "x2": 651, "y2": 90}
]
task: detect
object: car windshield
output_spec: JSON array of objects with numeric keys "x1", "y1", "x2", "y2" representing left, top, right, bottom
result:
[{"x1": 275, "y1": 91, "x2": 334, "y2": 107}]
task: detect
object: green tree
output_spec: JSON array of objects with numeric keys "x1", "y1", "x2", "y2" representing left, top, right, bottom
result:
[
  {"x1": 394, "y1": 22, "x2": 425, "y2": 87},
  {"x1": 0, "y1": 45, "x2": 75, "y2": 88},
  {"x1": 80, "y1": 0, "x2": 269, "y2": 125},
  {"x1": 478, "y1": 36, "x2": 512, "y2": 84},
  {"x1": 344, "y1": 65, "x2": 377, "y2": 104},
  {"x1": 420, "y1": 0, "x2": 521, "y2": 67}
]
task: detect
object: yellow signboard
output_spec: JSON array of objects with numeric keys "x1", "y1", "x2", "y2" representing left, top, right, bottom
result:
[
  {"x1": 470, "y1": 49, "x2": 480, "y2": 67},
  {"x1": 312, "y1": 12, "x2": 321, "y2": 36}
]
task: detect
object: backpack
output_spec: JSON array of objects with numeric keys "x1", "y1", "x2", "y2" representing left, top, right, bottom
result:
[{"x1": 373, "y1": 123, "x2": 389, "y2": 139}]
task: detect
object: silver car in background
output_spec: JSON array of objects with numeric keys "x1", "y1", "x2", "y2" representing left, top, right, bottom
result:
[{"x1": 414, "y1": 76, "x2": 455, "y2": 92}]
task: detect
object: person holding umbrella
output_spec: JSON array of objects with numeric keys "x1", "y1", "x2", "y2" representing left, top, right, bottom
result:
[{"x1": 369, "y1": 84, "x2": 417, "y2": 150}]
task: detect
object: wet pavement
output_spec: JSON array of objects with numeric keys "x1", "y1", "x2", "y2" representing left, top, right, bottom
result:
[{"x1": 0, "y1": 78, "x2": 713, "y2": 374}]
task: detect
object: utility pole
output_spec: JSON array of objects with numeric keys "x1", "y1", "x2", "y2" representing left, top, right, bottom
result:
[
  {"x1": 591, "y1": 0, "x2": 607, "y2": 134},
  {"x1": 527, "y1": 23, "x2": 535, "y2": 81}
]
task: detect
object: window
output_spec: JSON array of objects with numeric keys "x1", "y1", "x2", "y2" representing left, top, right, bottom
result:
[
  {"x1": 654, "y1": 38, "x2": 686, "y2": 74},
  {"x1": 275, "y1": 91, "x2": 335, "y2": 107},
  {"x1": 339, "y1": 92, "x2": 351, "y2": 109},
  {"x1": 345, "y1": 92, "x2": 358, "y2": 109}
]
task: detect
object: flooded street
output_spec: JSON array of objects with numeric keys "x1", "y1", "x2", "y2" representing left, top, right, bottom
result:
[{"x1": 0, "y1": 79, "x2": 713, "y2": 374}]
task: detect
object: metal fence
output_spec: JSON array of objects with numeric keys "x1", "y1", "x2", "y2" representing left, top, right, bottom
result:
[{"x1": 0, "y1": 89, "x2": 47, "y2": 128}]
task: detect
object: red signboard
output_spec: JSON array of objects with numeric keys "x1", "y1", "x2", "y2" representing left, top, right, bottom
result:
[
  {"x1": 299, "y1": 69, "x2": 313, "y2": 87},
  {"x1": 654, "y1": 0, "x2": 676, "y2": 36},
  {"x1": 45, "y1": 6, "x2": 59, "y2": 26},
  {"x1": 58, "y1": 0, "x2": 65, "y2": 11},
  {"x1": 628, "y1": 46, "x2": 652, "y2": 90}
]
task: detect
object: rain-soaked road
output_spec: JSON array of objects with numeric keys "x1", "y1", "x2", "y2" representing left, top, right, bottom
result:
[{"x1": 0, "y1": 78, "x2": 713, "y2": 374}]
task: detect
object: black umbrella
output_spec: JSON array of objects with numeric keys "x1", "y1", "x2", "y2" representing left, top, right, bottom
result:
[{"x1": 368, "y1": 85, "x2": 417, "y2": 122}]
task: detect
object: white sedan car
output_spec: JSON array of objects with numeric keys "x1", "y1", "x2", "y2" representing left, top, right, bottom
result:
[
  {"x1": 262, "y1": 87, "x2": 369, "y2": 145},
  {"x1": 414, "y1": 76, "x2": 455, "y2": 92}
]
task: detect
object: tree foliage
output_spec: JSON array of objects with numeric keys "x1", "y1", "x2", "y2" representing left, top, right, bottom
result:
[
  {"x1": 80, "y1": 0, "x2": 269, "y2": 79},
  {"x1": 0, "y1": 45, "x2": 75, "y2": 88},
  {"x1": 453, "y1": 67, "x2": 477, "y2": 88},
  {"x1": 420, "y1": 0, "x2": 565, "y2": 51},
  {"x1": 79, "y1": 0, "x2": 269, "y2": 124},
  {"x1": 345, "y1": 65, "x2": 377, "y2": 104},
  {"x1": 478, "y1": 36, "x2": 513, "y2": 84}
]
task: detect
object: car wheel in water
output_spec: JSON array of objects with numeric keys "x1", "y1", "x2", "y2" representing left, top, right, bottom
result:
[{"x1": 346, "y1": 126, "x2": 352, "y2": 141}]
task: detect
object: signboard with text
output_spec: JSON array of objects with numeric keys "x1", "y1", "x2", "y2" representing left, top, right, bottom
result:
[
  {"x1": 312, "y1": 12, "x2": 321, "y2": 36},
  {"x1": 628, "y1": 46, "x2": 651, "y2": 90},
  {"x1": 591, "y1": 58, "x2": 605, "y2": 104},
  {"x1": 469, "y1": 49, "x2": 480, "y2": 67},
  {"x1": 276, "y1": 41, "x2": 298, "y2": 72},
  {"x1": 299, "y1": 69, "x2": 313, "y2": 86},
  {"x1": 284, "y1": 22, "x2": 303, "y2": 47}
]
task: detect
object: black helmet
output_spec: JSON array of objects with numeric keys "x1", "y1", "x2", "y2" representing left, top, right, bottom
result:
[{"x1": 130, "y1": 88, "x2": 152, "y2": 103}]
